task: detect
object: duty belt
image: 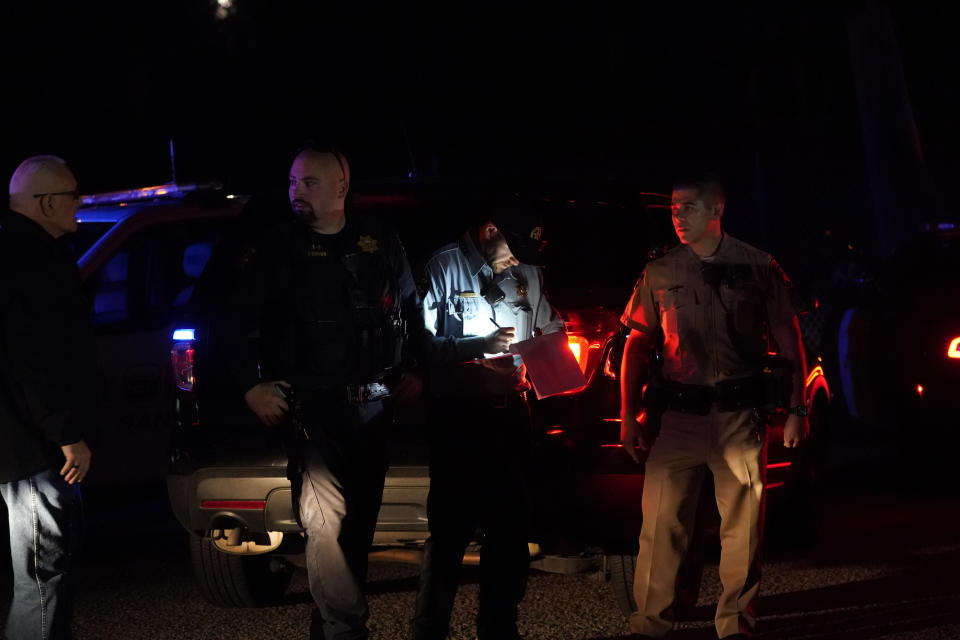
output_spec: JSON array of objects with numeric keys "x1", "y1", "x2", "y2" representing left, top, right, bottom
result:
[
  {"x1": 301, "y1": 381, "x2": 391, "y2": 405},
  {"x1": 662, "y1": 376, "x2": 764, "y2": 415},
  {"x1": 346, "y1": 381, "x2": 391, "y2": 405}
]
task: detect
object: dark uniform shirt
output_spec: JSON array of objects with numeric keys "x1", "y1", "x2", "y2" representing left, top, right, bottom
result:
[
  {"x1": 421, "y1": 231, "x2": 564, "y2": 396},
  {"x1": 244, "y1": 212, "x2": 419, "y2": 390},
  {"x1": 621, "y1": 234, "x2": 796, "y2": 386},
  {"x1": 0, "y1": 210, "x2": 100, "y2": 483}
]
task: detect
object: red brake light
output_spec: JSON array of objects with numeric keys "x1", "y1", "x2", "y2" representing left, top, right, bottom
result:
[
  {"x1": 201, "y1": 500, "x2": 266, "y2": 510},
  {"x1": 949, "y1": 337, "x2": 960, "y2": 359},
  {"x1": 567, "y1": 335, "x2": 592, "y2": 374},
  {"x1": 171, "y1": 334, "x2": 196, "y2": 392},
  {"x1": 560, "y1": 308, "x2": 622, "y2": 389}
]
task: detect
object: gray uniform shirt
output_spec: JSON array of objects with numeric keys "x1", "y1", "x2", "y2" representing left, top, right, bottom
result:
[{"x1": 421, "y1": 231, "x2": 565, "y2": 396}]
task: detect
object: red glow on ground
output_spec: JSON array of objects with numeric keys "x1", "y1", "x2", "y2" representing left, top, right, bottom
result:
[{"x1": 546, "y1": 429, "x2": 564, "y2": 436}]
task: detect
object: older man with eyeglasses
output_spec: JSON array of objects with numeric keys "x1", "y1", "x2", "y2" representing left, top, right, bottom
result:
[{"x1": 1, "y1": 155, "x2": 99, "y2": 640}]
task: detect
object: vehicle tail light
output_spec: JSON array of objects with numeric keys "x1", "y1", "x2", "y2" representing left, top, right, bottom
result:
[
  {"x1": 949, "y1": 337, "x2": 960, "y2": 359},
  {"x1": 201, "y1": 500, "x2": 266, "y2": 510},
  {"x1": 171, "y1": 328, "x2": 197, "y2": 392},
  {"x1": 560, "y1": 308, "x2": 622, "y2": 390},
  {"x1": 567, "y1": 335, "x2": 592, "y2": 374}
]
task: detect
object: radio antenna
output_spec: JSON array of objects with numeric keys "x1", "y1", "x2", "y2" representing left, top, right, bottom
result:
[{"x1": 169, "y1": 139, "x2": 177, "y2": 185}]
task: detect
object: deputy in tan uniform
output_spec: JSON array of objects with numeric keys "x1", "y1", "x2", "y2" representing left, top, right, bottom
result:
[{"x1": 619, "y1": 175, "x2": 808, "y2": 639}]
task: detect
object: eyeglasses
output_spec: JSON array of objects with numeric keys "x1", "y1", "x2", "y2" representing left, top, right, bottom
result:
[{"x1": 33, "y1": 190, "x2": 82, "y2": 201}]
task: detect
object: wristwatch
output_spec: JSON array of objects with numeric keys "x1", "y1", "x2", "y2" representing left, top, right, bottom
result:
[{"x1": 787, "y1": 405, "x2": 808, "y2": 417}]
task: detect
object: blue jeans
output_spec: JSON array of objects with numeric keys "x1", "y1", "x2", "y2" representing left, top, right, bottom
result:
[{"x1": 1, "y1": 468, "x2": 82, "y2": 640}]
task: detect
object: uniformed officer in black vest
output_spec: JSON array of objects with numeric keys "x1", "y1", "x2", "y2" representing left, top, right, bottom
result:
[{"x1": 240, "y1": 146, "x2": 421, "y2": 640}]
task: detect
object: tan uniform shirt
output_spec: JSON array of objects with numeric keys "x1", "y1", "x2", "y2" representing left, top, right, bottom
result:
[{"x1": 620, "y1": 234, "x2": 796, "y2": 387}]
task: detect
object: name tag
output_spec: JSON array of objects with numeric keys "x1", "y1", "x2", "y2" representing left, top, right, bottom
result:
[{"x1": 459, "y1": 291, "x2": 478, "y2": 298}]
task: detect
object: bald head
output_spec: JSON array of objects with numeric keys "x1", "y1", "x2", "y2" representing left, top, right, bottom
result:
[
  {"x1": 8, "y1": 155, "x2": 80, "y2": 238},
  {"x1": 288, "y1": 149, "x2": 351, "y2": 234}
]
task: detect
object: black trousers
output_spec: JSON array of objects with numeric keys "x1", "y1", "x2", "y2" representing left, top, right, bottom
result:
[{"x1": 412, "y1": 394, "x2": 531, "y2": 640}]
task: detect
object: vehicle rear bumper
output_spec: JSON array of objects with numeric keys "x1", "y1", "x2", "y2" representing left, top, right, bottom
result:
[{"x1": 167, "y1": 464, "x2": 431, "y2": 545}]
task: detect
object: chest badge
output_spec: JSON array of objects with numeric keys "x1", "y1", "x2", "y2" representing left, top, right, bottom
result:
[
  {"x1": 307, "y1": 243, "x2": 327, "y2": 257},
  {"x1": 357, "y1": 235, "x2": 379, "y2": 253},
  {"x1": 516, "y1": 282, "x2": 528, "y2": 298}
]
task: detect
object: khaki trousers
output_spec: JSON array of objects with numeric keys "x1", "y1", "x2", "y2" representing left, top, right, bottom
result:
[{"x1": 630, "y1": 408, "x2": 766, "y2": 639}]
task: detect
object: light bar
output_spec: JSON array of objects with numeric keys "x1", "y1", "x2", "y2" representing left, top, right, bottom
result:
[
  {"x1": 80, "y1": 182, "x2": 221, "y2": 207},
  {"x1": 949, "y1": 337, "x2": 960, "y2": 359},
  {"x1": 172, "y1": 328, "x2": 196, "y2": 341}
]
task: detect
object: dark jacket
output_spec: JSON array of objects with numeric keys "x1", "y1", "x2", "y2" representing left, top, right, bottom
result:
[
  {"x1": 0, "y1": 209, "x2": 100, "y2": 483},
  {"x1": 234, "y1": 211, "x2": 421, "y2": 392}
]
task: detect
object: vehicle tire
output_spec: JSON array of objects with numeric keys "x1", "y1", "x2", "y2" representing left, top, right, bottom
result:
[
  {"x1": 607, "y1": 544, "x2": 703, "y2": 621},
  {"x1": 775, "y1": 391, "x2": 830, "y2": 549},
  {"x1": 607, "y1": 553, "x2": 637, "y2": 618},
  {"x1": 190, "y1": 534, "x2": 293, "y2": 607}
]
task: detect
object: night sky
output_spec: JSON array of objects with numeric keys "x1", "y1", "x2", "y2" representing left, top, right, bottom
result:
[{"x1": 3, "y1": 1, "x2": 957, "y2": 276}]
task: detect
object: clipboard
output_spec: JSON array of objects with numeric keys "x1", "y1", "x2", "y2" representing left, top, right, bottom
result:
[{"x1": 509, "y1": 331, "x2": 587, "y2": 399}]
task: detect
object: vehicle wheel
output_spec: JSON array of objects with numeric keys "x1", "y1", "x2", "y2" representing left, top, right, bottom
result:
[
  {"x1": 190, "y1": 534, "x2": 293, "y2": 607},
  {"x1": 606, "y1": 553, "x2": 637, "y2": 618},
  {"x1": 607, "y1": 544, "x2": 703, "y2": 621},
  {"x1": 776, "y1": 391, "x2": 831, "y2": 549}
]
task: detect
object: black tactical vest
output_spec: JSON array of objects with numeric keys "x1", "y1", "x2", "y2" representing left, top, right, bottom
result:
[{"x1": 285, "y1": 217, "x2": 404, "y2": 384}]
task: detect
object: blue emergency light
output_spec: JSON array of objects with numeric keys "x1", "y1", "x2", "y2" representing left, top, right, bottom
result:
[{"x1": 172, "y1": 328, "x2": 196, "y2": 341}]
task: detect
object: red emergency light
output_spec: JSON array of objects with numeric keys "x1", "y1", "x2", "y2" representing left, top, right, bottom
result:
[{"x1": 171, "y1": 328, "x2": 196, "y2": 392}]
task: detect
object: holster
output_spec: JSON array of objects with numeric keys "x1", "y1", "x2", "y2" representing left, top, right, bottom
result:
[{"x1": 641, "y1": 380, "x2": 670, "y2": 437}]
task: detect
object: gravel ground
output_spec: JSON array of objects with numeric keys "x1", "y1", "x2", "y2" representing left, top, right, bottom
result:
[
  {"x1": 3, "y1": 460, "x2": 960, "y2": 639},
  {"x1": 59, "y1": 532, "x2": 960, "y2": 640}
]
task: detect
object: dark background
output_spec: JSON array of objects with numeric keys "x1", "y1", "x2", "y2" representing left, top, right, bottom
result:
[{"x1": 2, "y1": 1, "x2": 958, "y2": 279}]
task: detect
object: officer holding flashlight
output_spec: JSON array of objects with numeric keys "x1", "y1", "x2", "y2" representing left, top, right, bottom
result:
[{"x1": 411, "y1": 208, "x2": 564, "y2": 640}]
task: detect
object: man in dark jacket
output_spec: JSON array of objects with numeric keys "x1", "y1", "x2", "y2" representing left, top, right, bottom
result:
[
  {"x1": 239, "y1": 146, "x2": 421, "y2": 640},
  {"x1": 0, "y1": 155, "x2": 100, "y2": 640}
]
